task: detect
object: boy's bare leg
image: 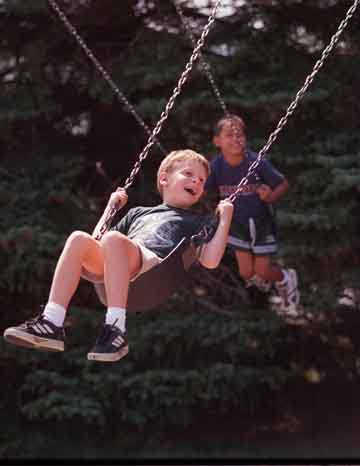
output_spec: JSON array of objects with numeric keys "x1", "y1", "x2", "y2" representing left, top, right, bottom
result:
[
  {"x1": 100, "y1": 231, "x2": 142, "y2": 308},
  {"x1": 87, "y1": 231, "x2": 141, "y2": 362},
  {"x1": 3, "y1": 229, "x2": 103, "y2": 351},
  {"x1": 49, "y1": 231, "x2": 104, "y2": 309}
]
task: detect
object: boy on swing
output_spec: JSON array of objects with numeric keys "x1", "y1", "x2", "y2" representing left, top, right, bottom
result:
[
  {"x1": 4, "y1": 150, "x2": 233, "y2": 362},
  {"x1": 205, "y1": 114, "x2": 300, "y2": 316}
]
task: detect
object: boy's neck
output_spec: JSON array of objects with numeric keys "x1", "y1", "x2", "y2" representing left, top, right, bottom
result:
[{"x1": 162, "y1": 199, "x2": 192, "y2": 210}]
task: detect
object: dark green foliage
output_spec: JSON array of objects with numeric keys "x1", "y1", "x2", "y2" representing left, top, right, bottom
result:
[
  {"x1": 15, "y1": 309, "x2": 293, "y2": 431},
  {"x1": 0, "y1": 156, "x2": 96, "y2": 301},
  {"x1": 1, "y1": 0, "x2": 360, "y2": 457}
]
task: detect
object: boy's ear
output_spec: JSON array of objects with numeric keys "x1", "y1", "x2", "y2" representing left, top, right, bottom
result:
[
  {"x1": 213, "y1": 135, "x2": 220, "y2": 147},
  {"x1": 158, "y1": 171, "x2": 168, "y2": 188}
]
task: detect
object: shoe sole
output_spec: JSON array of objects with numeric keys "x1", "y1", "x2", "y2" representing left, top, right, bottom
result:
[
  {"x1": 87, "y1": 345, "x2": 129, "y2": 362},
  {"x1": 3, "y1": 328, "x2": 64, "y2": 352}
]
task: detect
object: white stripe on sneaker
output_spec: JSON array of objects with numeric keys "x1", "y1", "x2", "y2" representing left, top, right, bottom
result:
[
  {"x1": 43, "y1": 324, "x2": 55, "y2": 333},
  {"x1": 113, "y1": 336, "x2": 124, "y2": 348},
  {"x1": 34, "y1": 323, "x2": 54, "y2": 334}
]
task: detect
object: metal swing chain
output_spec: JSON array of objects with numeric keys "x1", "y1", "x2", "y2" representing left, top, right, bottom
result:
[
  {"x1": 47, "y1": 0, "x2": 167, "y2": 155},
  {"x1": 174, "y1": 0, "x2": 228, "y2": 115},
  {"x1": 227, "y1": 0, "x2": 359, "y2": 204},
  {"x1": 96, "y1": 0, "x2": 223, "y2": 239},
  {"x1": 175, "y1": 2, "x2": 247, "y2": 168}
]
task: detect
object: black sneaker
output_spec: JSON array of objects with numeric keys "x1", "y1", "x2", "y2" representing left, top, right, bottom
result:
[
  {"x1": 3, "y1": 314, "x2": 65, "y2": 352},
  {"x1": 87, "y1": 322, "x2": 129, "y2": 362}
]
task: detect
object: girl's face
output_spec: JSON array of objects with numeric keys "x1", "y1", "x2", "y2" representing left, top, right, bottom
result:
[
  {"x1": 213, "y1": 121, "x2": 247, "y2": 160},
  {"x1": 159, "y1": 160, "x2": 208, "y2": 208}
]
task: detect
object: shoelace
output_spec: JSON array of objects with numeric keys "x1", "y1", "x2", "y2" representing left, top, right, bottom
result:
[
  {"x1": 276, "y1": 286, "x2": 289, "y2": 307},
  {"x1": 96, "y1": 320, "x2": 124, "y2": 345},
  {"x1": 25, "y1": 314, "x2": 45, "y2": 328}
]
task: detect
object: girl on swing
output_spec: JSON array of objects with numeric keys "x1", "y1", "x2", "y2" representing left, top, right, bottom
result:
[{"x1": 4, "y1": 150, "x2": 233, "y2": 362}]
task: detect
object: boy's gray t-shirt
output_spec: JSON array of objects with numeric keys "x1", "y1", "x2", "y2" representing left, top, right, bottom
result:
[{"x1": 112, "y1": 203, "x2": 210, "y2": 258}]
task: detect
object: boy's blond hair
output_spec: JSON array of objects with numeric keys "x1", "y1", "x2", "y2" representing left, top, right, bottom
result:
[{"x1": 157, "y1": 149, "x2": 210, "y2": 196}]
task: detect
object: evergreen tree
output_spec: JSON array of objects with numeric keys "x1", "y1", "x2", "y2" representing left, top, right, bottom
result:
[{"x1": 1, "y1": 0, "x2": 360, "y2": 457}]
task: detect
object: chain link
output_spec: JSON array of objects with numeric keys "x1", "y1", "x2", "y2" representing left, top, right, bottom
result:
[
  {"x1": 227, "y1": 0, "x2": 359, "y2": 204},
  {"x1": 47, "y1": 0, "x2": 167, "y2": 155},
  {"x1": 174, "y1": 0, "x2": 228, "y2": 115}
]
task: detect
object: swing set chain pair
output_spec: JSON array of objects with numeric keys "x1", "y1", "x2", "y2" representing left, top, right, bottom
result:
[
  {"x1": 227, "y1": 0, "x2": 359, "y2": 204},
  {"x1": 174, "y1": 1, "x2": 228, "y2": 115},
  {"x1": 95, "y1": 0, "x2": 222, "y2": 240},
  {"x1": 47, "y1": 0, "x2": 167, "y2": 155}
]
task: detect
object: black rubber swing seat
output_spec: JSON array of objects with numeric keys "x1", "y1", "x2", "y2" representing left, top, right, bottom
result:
[
  {"x1": 93, "y1": 218, "x2": 216, "y2": 312},
  {"x1": 126, "y1": 237, "x2": 198, "y2": 312}
]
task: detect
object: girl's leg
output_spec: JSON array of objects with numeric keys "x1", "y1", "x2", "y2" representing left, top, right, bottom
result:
[
  {"x1": 234, "y1": 250, "x2": 254, "y2": 281},
  {"x1": 100, "y1": 231, "x2": 142, "y2": 308},
  {"x1": 49, "y1": 230, "x2": 104, "y2": 309}
]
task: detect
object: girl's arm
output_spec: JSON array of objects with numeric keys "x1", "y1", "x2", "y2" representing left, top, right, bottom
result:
[{"x1": 198, "y1": 200, "x2": 234, "y2": 269}]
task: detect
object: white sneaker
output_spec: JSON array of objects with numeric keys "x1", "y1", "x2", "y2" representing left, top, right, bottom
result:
[
  {"x1": 253, "y1": 275, "x2": 272, "y2": 293},
  {"x1": 269, "y1": 294, "x2": 300, "y2": 318},
  {"x1": 245, "y1": 277, "x2": 257, "y2": 288},
  {"x1": 275, "y1": 268, "x2": 300, "y2": 315},
  {"x1": 337, "y1": 288, "x2": 359, "y2": 309}
]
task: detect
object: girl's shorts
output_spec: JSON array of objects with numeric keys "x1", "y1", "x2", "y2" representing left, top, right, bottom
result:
[
  {"x1": 81, "y1": 242, "x2": 161, "y2": 306},
  {"x1": 227, "y1": 218, "x2": 278, "y2": 256}
]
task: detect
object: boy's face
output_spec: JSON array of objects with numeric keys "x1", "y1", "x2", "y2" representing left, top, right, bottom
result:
[
  {"x1": 159, "y1": 160, "x2": 208, "y2": 208},
  {"x1": 213, "y1": 121, "x2": 247, "y2": 161}
]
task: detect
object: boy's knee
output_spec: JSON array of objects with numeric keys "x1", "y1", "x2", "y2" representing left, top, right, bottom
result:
[
  {"x1": 101, "y1": 230, "x2": 127, "y2": 247},
  {"x1": 67, "y1": 230, "x2": 92, "y2": 247}
]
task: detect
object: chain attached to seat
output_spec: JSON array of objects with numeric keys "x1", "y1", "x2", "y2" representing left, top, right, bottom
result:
[
  {"x1": 95, "y1": 0, "x2": 223, "y2": 239},
  {"x1": 47, "y1": 0, "x2": 167, "y2": 155},
  {"x1": 47, "y1": 0, "x2": 223, "y2": 240},
  {"x1": 192, "y1": 0, "x2": 359, "y2": 245},
  {"x1": 174, "y1": 0, "x2": 228, "y2": 115},
  {"x1": 226, "y1": 0, "x2": 359, "y2": 205}
]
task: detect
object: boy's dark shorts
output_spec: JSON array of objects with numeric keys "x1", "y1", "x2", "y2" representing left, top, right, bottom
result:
[{"x1": 227, "y1": 218, "x2": 278, "y2": 256}]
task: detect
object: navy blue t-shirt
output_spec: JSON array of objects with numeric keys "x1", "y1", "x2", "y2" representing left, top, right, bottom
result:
[
  {"x1": 205, "y1": 150, "x2": 284, "y2": 228},
  {"x1": 111, "y1": 204, "x2": 211, "y2": 258}
]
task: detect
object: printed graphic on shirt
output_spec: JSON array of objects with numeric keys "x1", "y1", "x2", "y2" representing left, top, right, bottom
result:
[{"x1": 219, "y1": 183, "x2": 260, "y2": 197}]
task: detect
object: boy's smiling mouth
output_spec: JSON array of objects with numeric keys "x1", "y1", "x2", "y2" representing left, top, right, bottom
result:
[{"x1": 184, "y1": 187, "x2": 196, "y2": 196}]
